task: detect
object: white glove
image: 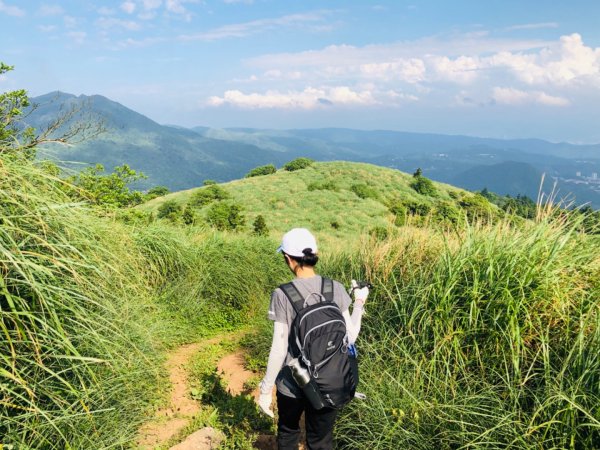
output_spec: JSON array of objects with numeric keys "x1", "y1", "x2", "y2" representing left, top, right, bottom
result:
[
  {"x1": 257, "y1": 380, "x2": 274, "y2": 418},
  {"x1": 351, "y1": 279, "x2": 369, "y2": 308},
  {"x1": 257, "y1": 392, "x2": 274, "y2": 418}
]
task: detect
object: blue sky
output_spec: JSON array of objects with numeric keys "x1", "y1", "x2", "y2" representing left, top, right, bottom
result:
[{"x1": 1, "y1": 0, "x2": 600, "y2": 143}]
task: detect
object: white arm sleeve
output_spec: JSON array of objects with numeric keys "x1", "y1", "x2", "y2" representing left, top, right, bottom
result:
[
  {"x1": 343, "y1": 304, "x2": 364, "y2": 345},
  {"x1": 259, "y1": 321, "x2": 289, "y2": 394}
]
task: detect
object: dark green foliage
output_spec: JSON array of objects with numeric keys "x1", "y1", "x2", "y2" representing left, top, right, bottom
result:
[
  {"x1": 433, "y1": 201, "x2": 461, "y2": 225},
  {"x1": 502, "y1": 194, "x2": 537, "y2": 219},
  {"x1": 413, "y1": 167, "x2": 423, "y2": 178},
  {"x1": 283, "y1": 157, "x2": 314, "y2": 171},
  {"x1": 67, "y1": 163, "x2": 147, "y2": 207},
  {"x1": 190, "y1": 185, "x2": 230, "y2": 207},
  {"x1": 157, "y1": 199, "x2": 181, "y2": 220},
  {"x1": 206, "y1": 201, "x2": 245, "y2": 231},
  {"x1": 252, "y1": 214, "x2": 269, "y2": 236},
  {"x1": 410, "y1": 172, "x2": 437, "y2": 196},
  {"x1": 203, "y1": 179, "x2": 217, "y2": 186},
  {"x1": 403, "y1": 200, "x2": 431, "y2": 216},
  {"x1": 351, "y1": 183, "x2": 379, "y2": 200},
  {"x1": 145, "y1": 185, "x2": 170, "y2": 200},
  {"x1": 182, "y1": 205, "x2": 196, "y2": 225},
  {"x1": 459, "y1": 193, "x2": 495, "y2": 222},
  {"x1": 245, "y1": 164, "x2": 277, "y2": 178},
  {"x1": 0, "y1": 64, "x2": 36, "y2": 159},
  {"x1": 307, "y1": 180, "x2": 339, "y2": 192},
  {"x1": 331, "y1": 220, "x2": 341, "y2": 230},
  {"x1": 369, "y1": 226, "x2": 389, "y2": 240}
]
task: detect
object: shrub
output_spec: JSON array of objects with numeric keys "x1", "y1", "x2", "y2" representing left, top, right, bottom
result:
[
  {"x1": 252, "y1": 215, "x2": 269, "y2": 236},
  {"x1": 410, "y1": 173, "x2": 437, "y2": 196},
  {"x1": 182, "y1": 204, "x2": 196, "y2": 225},
  {"x1": 403, "y1": 200, "x2": 431, "y2": 216},
  {"x1": 307, "y1": 180, "x2": 339, "y2": 192},
  {"x1": 145, "y1": 185, "x2": 170, "y2": 200},
  {"x1": 283, "y1": 157, "x2": 314, "y2": 171},
  {"x1": 203, "y1": 179, "x2": 217, "y2": 186},
  {"x1": 351, "y1": 183, "x2": 379, "y2": 200},
  {"x1": 459, "y1": 194, "x2": 495, "y2": 222},
  {"x1": 157, "y1": 199, "x2": 181, "y2": 220},
  {"x1": 190, "y1": 185, "x2": 230, "y2": 207},
  {"x1": 206, "y1": 201, "x2": 245, "y2": 231},
  {"x1": 433, "y1": 201, "x2": 461, "y2": 225},
  {"x1": 245, "y1": 164, "x2": 277, "y2": 178}
]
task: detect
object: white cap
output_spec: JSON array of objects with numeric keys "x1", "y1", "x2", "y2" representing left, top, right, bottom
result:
[{"x1": 277, "y1": 228, "x2": 318, "y2": 257}]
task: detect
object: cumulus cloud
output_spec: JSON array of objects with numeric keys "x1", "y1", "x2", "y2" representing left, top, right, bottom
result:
[
  {"x1": 208, "y1": 86, "x2": 379, "y2": 109},
  {"x1": 492, "y1": 87, "x2": 569, "y2": 106},
  {"x1": 0, "y1": 0, "x2": 25, "y2": 16}
]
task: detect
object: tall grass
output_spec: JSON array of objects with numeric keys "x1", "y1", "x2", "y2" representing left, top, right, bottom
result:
[{"x1": 324, "y1": 216, "x2": 600, "y2": 449}]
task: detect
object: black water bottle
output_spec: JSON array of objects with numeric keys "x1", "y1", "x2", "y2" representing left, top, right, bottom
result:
[{"x1": 288, "y1": 358, "x2": 326, "y2": 410}]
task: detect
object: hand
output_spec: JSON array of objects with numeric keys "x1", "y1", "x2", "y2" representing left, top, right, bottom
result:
[
  {"x1": 351, "y1": 279, "x2": 369, "y2": 307},
  {"x1": 257, "y1": 392, "x2": 274, "y2": 418}
]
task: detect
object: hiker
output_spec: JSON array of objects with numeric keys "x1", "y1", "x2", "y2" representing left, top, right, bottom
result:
[{"x1": 257, "y1": 228, "x2": 369, "y2": 450}]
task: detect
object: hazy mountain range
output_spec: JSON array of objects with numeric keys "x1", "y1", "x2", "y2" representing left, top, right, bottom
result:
[{"x1": 26, "y1": 92, "x2": 600, "y2": 207}]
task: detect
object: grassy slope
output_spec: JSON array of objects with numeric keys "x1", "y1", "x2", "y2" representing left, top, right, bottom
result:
[{"x1": 142, "y1": 161, "x2": 465, "y2": 244}]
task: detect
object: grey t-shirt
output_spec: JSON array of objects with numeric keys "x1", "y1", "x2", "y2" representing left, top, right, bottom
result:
[{"x1": 268, "y1": 275, "x2": 352, "y2": 398}]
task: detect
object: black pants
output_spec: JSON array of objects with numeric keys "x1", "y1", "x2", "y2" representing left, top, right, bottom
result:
[{"x1": 276, "y1": 391, "x2": 338, "y2": 450}]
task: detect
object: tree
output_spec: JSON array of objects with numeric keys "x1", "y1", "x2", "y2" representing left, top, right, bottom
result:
[
  {"x1": 252, "y1": 215, "x2": 269, "y2": 236},
  {"x1": 410, "y1": 173, "x2": 437, "y2": 196},
  {"x1": 190, "y1": 184, "x2": 230, "y2": 207},
  {"x1": 283, "y1": 157, "x2": 314, "y2": 171},
  {"x1": 246, "y1": 164, "x2": 277, "y2": 178},
  {"x1": 0, "y1": 63, "x2": 103, "y2": 160},
  {"x1": 67, "y1": 163, "x2": 147, "y2": 207},
  {"x1": 206, "y1": 201, "x2": 245, "y2": 231},
  {"x1": 413, "y1": 168, "x2": 423, "y2": 178},
  {"x1": 145, "y1": 185, "x2": 170, "y2": 200}
]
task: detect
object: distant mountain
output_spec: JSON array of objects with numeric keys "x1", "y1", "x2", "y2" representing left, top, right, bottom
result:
[
  {"x1": 26, "y1": 93, "x2": 293, "y2": 190},
  {"x1": 26, "y1": 92, "x2": 600, "y2": 207}
]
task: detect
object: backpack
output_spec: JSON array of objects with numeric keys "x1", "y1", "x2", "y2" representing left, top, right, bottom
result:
[{"x1": 280, "y1": 277, "x2": 358, "y2": 409}]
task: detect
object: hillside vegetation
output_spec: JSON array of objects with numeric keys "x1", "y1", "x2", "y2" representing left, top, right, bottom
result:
[
  {"x1": 2, "y1": 74, "x2": 599, "y2": 448},
  {"x1": 142, "y1": 161, "x2": 474, "y2": 242}
]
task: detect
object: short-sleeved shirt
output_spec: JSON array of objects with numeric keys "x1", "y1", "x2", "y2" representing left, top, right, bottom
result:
[{"x1": 268, "y1": 275, "x2": 352, "y2": 398}]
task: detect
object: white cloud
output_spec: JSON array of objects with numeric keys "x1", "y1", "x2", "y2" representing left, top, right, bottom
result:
[
  {"x1": 429, "y1": 55, "x2": 481, "y2": 84},
  {"x1": 223, "y1": 0, "x2": 254, "y2": 3},
  {"x1": 66, "y1": 31, "x2": 86, "y2": 45},
  {"x1": 492, "y1": 87, "x2": 569, "y2": 106},
  {"x1": 142, "y1": 0, "x2": 162, "y2": 9},
  {"x1": 0, "y1": 0, "x2": 25, "y2": 16},
  {"x1": 97, "y1": 17, "x2": 141, "y2": 31},
  {"x1": 179, "y1": 12, "x2": 330, "y2": 41},
  {"x1": 120, "y1": 1, "x2": 136, "y2": 14},
  {"x1": 38, "y1": 24, "x2": 57, "y2": 32},
  {"x1": 359, "y1": 58, "x2": 426, "y2": 83},
  {"x1": 39, "y1": 4, "x2": 63, "y2": 16},
  {"x1": 208, "y1": 86, "x2": 378, "y2": 109},
  {"x1": 506, "y1": 22, "x2": 559, "y2": 31}
]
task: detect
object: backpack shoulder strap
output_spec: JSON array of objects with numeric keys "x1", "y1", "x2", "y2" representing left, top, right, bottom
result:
[
  {"x1": 279, "y1": 282, "x2": 304, "y2": 314},
  {"x1": 321, "y1": 277, "x2": 334, "y2": 302}
]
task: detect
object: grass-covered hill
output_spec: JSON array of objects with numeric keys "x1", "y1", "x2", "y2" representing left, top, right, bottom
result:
[{"x1": 141, "y1": 161, "x2": 478, "y2": 243}]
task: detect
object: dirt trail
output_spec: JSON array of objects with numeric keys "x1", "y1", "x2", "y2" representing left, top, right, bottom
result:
[
  {"x1": 136, "y1": 337, "x2": 222, "y2": 448},
  {"x1": 136, "y1": 334, "x2": 303, "y2": 450}
]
